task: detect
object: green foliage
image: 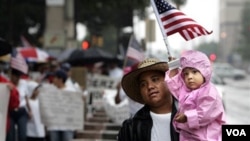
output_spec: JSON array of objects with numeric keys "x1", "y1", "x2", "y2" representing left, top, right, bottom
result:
[
  {"x1": 75, "y1": 0, "x2": 150, "y2": 34},
  {"x1": 0, "y1": 0, "x2": 45, "y2": 46},
  {"x1": 0, "y1": 0, "x2": 150, "y2": 47}
]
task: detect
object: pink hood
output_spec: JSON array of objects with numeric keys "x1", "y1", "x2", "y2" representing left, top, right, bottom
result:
[{"x1": 180, "y1": 50, "x2": 212, "y2": 84}]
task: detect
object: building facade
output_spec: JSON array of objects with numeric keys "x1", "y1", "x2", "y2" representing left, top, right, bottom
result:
[{"x1": 219, "y1": 0, "x2": 249, "y2": 64}]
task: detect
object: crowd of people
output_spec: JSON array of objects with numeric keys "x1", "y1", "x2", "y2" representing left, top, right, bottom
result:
[
  {"x1": 1, "y1": 37, "x2": 227, "y2": 141},
  {"x1": 1, "y1": 61, "x2": 82, "y2": 141}
]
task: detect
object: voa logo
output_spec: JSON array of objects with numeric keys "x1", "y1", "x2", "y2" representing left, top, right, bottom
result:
[{"x1": 226, "y1": 129, "x2": 246, "y2": 136}]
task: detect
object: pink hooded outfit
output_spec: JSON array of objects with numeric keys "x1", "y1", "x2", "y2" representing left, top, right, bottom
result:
[{"x1": 165, "y1": 50, "x2": 226, "y2": 141}]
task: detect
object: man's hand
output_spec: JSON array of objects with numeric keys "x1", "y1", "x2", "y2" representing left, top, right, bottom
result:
[
  {"x1": 174, "y1": 113, "x2": 187, "y2": 123},
  {"x1": 27, "y1": 110, "x2": 33, "y2": 119}
]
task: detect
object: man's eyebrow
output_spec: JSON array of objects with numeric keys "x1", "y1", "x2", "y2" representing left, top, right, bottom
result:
[{"x1": 139, "y1": 73, "x2": 161, "y2": 82}]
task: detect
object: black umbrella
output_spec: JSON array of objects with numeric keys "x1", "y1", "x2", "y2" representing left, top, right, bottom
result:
[
  {"x1": 0, "y1": 38, "x2": 12, "y2": 56},
  {"x1": 67, "y1": 47, "x2": 115, "y2": 65}
]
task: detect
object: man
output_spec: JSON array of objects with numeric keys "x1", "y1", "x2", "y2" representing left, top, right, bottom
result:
[
  {"x1": 115, "y1": 82, "x2": 143, "y2": 117},
  {"x1": 47, "y1": 69, "x2": 75, "y2": 141},
  {"x1": 60, "y1": 63, "x2": 81, "y2": 92},
  {"x1": 7, "y1": 68, "x2": 30, "y2": 141},
  {"x1": 117, "y1": 58, "x2": 179, "y2": 141},
  {"x1": 0, "y1": 66, "x2": 19, "y2": 140}
]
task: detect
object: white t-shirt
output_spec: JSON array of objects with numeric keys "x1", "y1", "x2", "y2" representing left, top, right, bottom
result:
[
  {"x1": 150, "y1": 111, "x2": 171, "y2": 141},
  {"x1": 17, "y1": 79, "x2": 30, "y2": 108},
  {"x1": 108, "y1": 67, "x2": 123, "y2": 79},
  {"x1": 65, "y1": 78, "x2": 82, "y2": 92}
]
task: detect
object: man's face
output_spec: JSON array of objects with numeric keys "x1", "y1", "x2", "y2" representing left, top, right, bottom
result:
[
  {"x1": 52, "y1": 76, "x2": 61, "y2": 88},
  {"x1": 139, "y1": 70, "x2": 171, "y2": 107},
  {"x1": 10, "y1": 74, "x2": 20, "y2": 85}
]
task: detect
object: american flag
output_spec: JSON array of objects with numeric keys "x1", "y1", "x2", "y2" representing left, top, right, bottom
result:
[
  {"x1": 152, "y1": 0, "x2": 212, "y2": 41},
  {"x1": 123, "y1": 35, "x2": 145, "y2": 74},
  {"x1": 126, "y1": 35, "x2": 145, "y2": 62},
  {"x1": 10, "y1": 49, "x2": 28, "y2": 74}
]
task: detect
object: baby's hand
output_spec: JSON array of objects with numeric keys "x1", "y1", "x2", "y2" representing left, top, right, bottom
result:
[
  {"x1": 174, "y1": 113, "x2": 187, "y2": 123},
  {"x1": 168, "y1": 56, "x2": 176, "y2": 62}
]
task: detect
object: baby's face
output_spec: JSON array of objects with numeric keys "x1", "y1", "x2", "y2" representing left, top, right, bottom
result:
[{"x1": 182, "y1": 67, "x2": 204, "y2": 90}]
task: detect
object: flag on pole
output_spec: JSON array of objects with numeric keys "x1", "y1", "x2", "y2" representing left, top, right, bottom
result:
[
  {"x1": 123, "y1": 35, "x2": 145, "y2": 74},
  {"x1": 10, "y1": 49, "x2": 28, "y2": 74},
  {"x1": 126, "y1": 35, "x2": 145, "y2": 62},
  {"x1": 151, "y1": 0, "x2": 212, "y2": 41}
]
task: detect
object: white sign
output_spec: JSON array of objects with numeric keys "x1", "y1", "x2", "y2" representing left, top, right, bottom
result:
[
  {"x1": 0, "y1": 84, "x2": 10, "y2": 141},
  {"x1": 87, "y1": 74, "x2": 120, "y2": 89},
  {"x1": 38, "y1": 84, "x2": 84, "y2": 130},
  {"x1": 87, "y1": 88, "x2": 105, "y2": 110}
]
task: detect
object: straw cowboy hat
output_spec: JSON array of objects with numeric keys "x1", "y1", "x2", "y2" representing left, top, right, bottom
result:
[{"x1": 121, "y1": 58, "x2": 169, "y2": 104}]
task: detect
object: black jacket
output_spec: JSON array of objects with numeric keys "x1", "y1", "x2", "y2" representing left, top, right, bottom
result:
[{"x1": 117, "y1": 99, "x2": 179, "y2": 141}]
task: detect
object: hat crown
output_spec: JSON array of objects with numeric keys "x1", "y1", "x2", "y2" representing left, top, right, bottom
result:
[{"x1": 138, "y1": 58, "x2": 160, "y2": 69}]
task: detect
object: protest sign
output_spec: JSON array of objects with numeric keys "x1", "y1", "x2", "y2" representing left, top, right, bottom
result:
[
  {"x1": 38, "y1": 84, "x2": 84, "y2": 130},
  {"x1": 87, "y1": 74, "x2": 119, "y2": 89},
  {"x1": 0, "y1": 84, "x2": 10, "y2": 141}
]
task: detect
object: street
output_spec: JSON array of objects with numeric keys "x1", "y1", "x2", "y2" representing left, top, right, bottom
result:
[{"x1": 223, "y1": 76, "x2": 250, "y2": 124}]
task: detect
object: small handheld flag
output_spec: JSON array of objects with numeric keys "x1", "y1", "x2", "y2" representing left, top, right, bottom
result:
[
  {"x1": 10, "y1": 49, "x2": 28, "y2": 74},
  {"x1": 123, "y1": 34, "x2": 145, "y2": 74}
]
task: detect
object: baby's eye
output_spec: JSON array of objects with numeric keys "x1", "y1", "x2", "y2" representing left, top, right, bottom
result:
[{"x1": 192, "y1": 70, "x2": 199, "y2": 74}]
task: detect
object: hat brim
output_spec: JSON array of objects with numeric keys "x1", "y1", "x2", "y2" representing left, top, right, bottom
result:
[{"x1": 121, "y1": 62, "x2": 168, "y2": 104}]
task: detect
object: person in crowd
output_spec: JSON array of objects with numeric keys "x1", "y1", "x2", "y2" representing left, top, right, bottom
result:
[
  {"x1": 165, "y1": 50, "x2": 226, "y2": 141},
  {"x1": 26, "y1": 81, "x2": 45, "y2": 141},
  {"x1": 7, "y1": 68, "x2": 31, "y2": 141},
  {"x1": 114, "y1": 60, "x2": 143, "y2": 117},
  {"x1": 108, "y1": 62, "x2": 123, "y2": 79},
  {"x1": 117, "y1": 58, "x2": 179, "y2": 141},
  {"x1": 0, "y1": 63, "x2": 20, "y2": 140},
  {"x1": 60, "y1": 63, "x2": 82, "y2": 92},
  {"x1": 47, "y1": 69, "x2": 76, "y2": 141},
  {"x1": 115, "y1": 82, "x2": 143, "y2": 117}
]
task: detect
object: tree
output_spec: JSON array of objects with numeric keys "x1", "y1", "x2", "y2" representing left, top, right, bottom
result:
[
  {"x1": 237, "y1": 1, "x2": 250, "y2": 61},
  {"x1": 0, "y1": 0, "x2": 45, "y2": 47},
  {"x1": 75, "y1": 0, "x2": 150, "y2": 54},
  {"x1": 0, "y1": 0, "x2": 150, "y2": 49},
  {"x1": 75, "y1": 0, "x2": 150, "y2": 33}
]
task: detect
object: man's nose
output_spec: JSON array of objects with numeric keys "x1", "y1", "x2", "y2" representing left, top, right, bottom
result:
[{"x1": 147, "y1": 81, "x2": 155, "y2": 89}]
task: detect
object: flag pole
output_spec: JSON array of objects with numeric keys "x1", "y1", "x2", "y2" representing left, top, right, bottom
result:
[{"x1": 150, "y1": 0, "x2": 172, "y2": 58}]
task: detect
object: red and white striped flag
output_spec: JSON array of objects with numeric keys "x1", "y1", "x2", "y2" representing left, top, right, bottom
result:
[
  {"x1": 126, "y1": 35, "x2": 145, "y2": 62},
  {"x1": 11, "y1": 49, "x2": 28, "y2": 74},
  {"x1": 151, "y1": 0, "x2": 212, "y2": 41},
  {"x1": 123, "y1": 35, "x2": 145, "y2": 74}
]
